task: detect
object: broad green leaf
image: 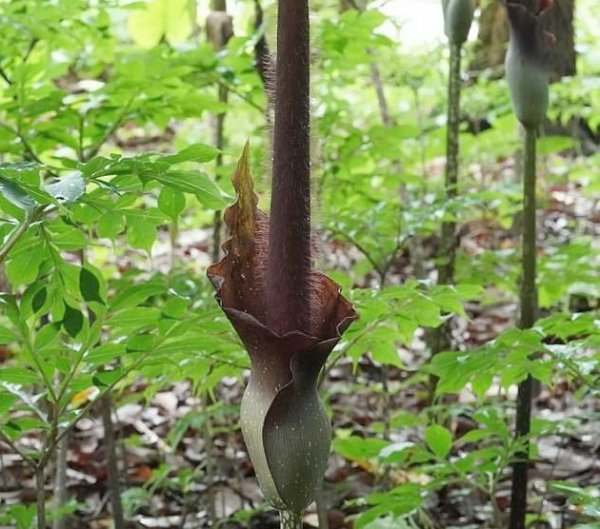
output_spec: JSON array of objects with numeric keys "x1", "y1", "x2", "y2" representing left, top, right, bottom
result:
[
  {"x1": 0, "y1": 325, "x2": 18, "y2": 344},
  {"x1": 34, "y1": 323, "x2": 61, "y2": 352},
  {"x1": 63, "y1": 303, "x2": 84, "y2": 338},
  {"x1": 44, "y1": 172, "x2": 85, "y2": 203},
  {"x1": 0, "y1": 393, "x2": 18, "y2": 415},
  {"x1": 80, "y1": 267, "x2": 104, "y2": 304},
  {"x1": 0, "y1": 177, "x2": 36, "y2": 214},
  {"x1": 110, "y1": 307, "x2": 161, "y2": 330},
  {"x1": 0, "y1": 368, "x2": 39, "y2": 385},
  {"x1": 110, "y1": 282, "x2": 165, "y2": 312},
  {"x1": 128, "y1": 0, "x2": 193, "y2": 48},
  {"x1": 46, "y1": 222, "x2": 87, "y2": 251},
  {"x1": 5, "y1": 245, "x2": 46, "y2": 286},
  {"x1": 151, "y1": 171, "x2": 227, "y2": 209},
  {"x1": 158, "y1": 187, "x2": 186, "y2": 221},
  {"x1": 93, "y1": 369, "x2": 124, "y2": 388},
  {"x1": 162, "y1": 144, "x2": 219, "y2": 165},
  {"x1": 97, "y1": 211, "x2": 125, "y2": 240},
  {"x1": 85, "y1": 344, "x2": 126, "y2": 365},
  {"x1": 126, "y1": 213, "x2": 163, "y2": 253},
  {"x1": 32, "y1": 287, "x2": 48, "y2": 314},
  {"x1": 334, "y1": 435, "x2": 389, "y2": 461},
  {"x1": 424, "y1": 424, "x2": 452, "y2": 458}
]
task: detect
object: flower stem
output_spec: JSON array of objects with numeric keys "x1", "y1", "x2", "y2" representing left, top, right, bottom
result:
[
  {"x1": 438, "y1": 41, "x2": 462, "y2": 287},
  {"x1": 280, "y1": 510, "x2": 303, "y2": 529},
  {"x1": 431, "y1": 41, "x2": 462, "y2": 377},
  {"x1": 509, "y1": 126, "x2": 538, "y2": 529},
  {"x1": 267, "y1": 0, "x2": 312, "y2": 334}
]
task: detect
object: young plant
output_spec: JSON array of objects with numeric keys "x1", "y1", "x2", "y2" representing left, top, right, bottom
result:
[
  {"x1": 207, "y1": 0, "x2": 357, "y2": 525},
  {"x1": 432, "y1": 0, "x2": 475, "y2": 360},
  {"x1": 503, "y1": 1, "x2": 555, "y2": 528}
]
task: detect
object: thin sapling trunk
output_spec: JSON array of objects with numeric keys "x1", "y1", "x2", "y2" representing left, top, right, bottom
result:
[
  {"x1": 51, "y1": 433, "x2": 68, "y2": 529},
  {"x1": 36, "y1": 466, "x2": 46, "y2": 529},
  {"x1": 101, "y1": 394, "x2": 125, "y2": 529}
]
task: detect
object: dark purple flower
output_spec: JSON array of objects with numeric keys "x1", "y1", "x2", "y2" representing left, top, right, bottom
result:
[{"x1": 207, "y1": 145, "x2": 357, "y2": 512}]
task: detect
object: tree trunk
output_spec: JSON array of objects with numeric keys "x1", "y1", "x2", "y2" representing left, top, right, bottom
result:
[{"x1": 473, "y1": 0, "x2": 575, "y2": 80}]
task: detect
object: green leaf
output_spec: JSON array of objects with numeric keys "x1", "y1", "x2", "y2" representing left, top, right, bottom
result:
[
  {"x1": 80, "y1": 267, "x2": 104, "y2": 304},
  {"x1": 162, "y1": 144, "x2": 219, "y2": 165},
  {"x1": 0, "y1": 177, "x2": 36, "y2": 214},
  {"x1": 93, "y1": 369, "x2": 123, "y2": 388},
  {"x1": 126, "y1": 213, "x2": 161, "y2": 253},
  {"x1": 44, "y1": 172, "x2": 85, "y2": 203},
  {"x1": 334, "y1": 435, "x2": 389, "y2": 461},
  {"x1": 158, "y1": 187, "x2": 186, "y2": 221},
  {"x1": 63, "y1": 303, "x2": 84, "y2": 338},
  {"x1": 110, "y1": 282, "x2": 165, "y2": 311},
  {"x1": 110, "y1": 307, "x2": 160, "y2": 330},
  {"x1": 5, "y1": 245, "x2": 46, "y2": 286},
  {"x1": 0, "y1": 393, "x2": 18, "y2": 415},
  {"x1": 32, "y1": 287, "x2": 48, "y2": 314},
  {"x1": 128, "y1": 0, "x2": 193, "y2": 48},
  {"x1": 46, "y1": 222, "x2": 87, "y2": 251},
  {"x1": 0, "y1": 368, "x2": 39, "y2": 385},
  {"x1": 86, "y1": 344, "x2": 126, "y2": 366},
  {"x1": 424, "y1": 424, "x2": 452, "y2": 458},
  {"x1": 0, "y1": 325, "x2": 18, "y2": 344},
  {"x1": 151, "y1": 170, "x2": 227, "y2": 209},
  {"x1": 97, "y1": 211, "x2": 125, "y2": 240}
]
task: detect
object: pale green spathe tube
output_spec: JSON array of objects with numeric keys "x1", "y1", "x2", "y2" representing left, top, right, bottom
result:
[
  {"x1": 504, "y1": 1, "x2": 554, "y2": 129},
  {"x1": 442, "y1": 0, "x2": 475, "y2": 45},
  {"x1": 505, "y1": 44, "x2": 549, "y2": 130}
]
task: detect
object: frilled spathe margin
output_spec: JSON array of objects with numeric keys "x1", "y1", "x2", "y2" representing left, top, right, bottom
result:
[
  {"x1": 503, "y1": 0, "x2": 556, "y2": 129},
  {"x1": 207, "y1": 143, "x2": 357, "y2": 512}
]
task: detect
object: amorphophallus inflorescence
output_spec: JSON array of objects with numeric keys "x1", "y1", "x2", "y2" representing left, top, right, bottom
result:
[
  {"x1": 505, "y1": 0, "x2": 556, "y2": 130},
  {"x1": 442, "y1": 0, "x2": 475, "y2": 46},
  {"x1": 207, "y1": 0, "x2": 357, "y2": 523},
  {"x1": 502, "y1": 2, "x2": 555, "y2": 529}
]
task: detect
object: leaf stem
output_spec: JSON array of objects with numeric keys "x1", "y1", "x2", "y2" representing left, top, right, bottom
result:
[
  {"x1": 100, "y1": 394, "x2": 125, "y2": 529},
  {"x1": 36, "y1": 465, "x2": 46, "y2": 529}
]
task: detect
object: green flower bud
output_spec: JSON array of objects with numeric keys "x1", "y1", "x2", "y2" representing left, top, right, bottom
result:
[
  {"x1": 504, "y1": 1, "x2": 555, "y2": 129},
  {"x1": 442, "y1": 0, "x2": 475, "y2": 45}
]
